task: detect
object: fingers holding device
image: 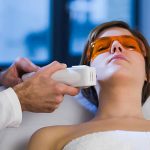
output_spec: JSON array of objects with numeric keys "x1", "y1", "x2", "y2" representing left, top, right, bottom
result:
[{"x1": 22, "y1": 65, "x2": 96, "y2": 88}]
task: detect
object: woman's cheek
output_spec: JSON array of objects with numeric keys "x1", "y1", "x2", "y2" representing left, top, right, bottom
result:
[{"x1": 90, "y1": 54, "x2": 109, "y2": 80}]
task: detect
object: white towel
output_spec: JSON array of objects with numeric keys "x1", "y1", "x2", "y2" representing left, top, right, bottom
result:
[{"x1": 63, "y1": 130, "x2": 150, "y2": 150}]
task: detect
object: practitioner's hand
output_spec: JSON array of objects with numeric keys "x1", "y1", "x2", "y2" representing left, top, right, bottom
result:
[
  {"x1": 13, "y1": 61, "x2": 79, "y2": 112},
  {"x1": 0, "y1": 57, "x2": 40, "y2": 87}
]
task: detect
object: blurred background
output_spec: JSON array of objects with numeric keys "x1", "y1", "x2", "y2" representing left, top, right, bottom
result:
[{"x1": 0, "y1": 0, "x2": 149, "y2": 68}]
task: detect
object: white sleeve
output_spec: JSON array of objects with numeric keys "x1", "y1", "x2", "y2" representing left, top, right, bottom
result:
[{"x1": 0, "y1": 87, "x2": 22, "y2": 129}]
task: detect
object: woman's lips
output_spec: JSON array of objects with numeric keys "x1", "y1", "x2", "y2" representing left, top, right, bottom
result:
[{"x1": 109, "y1": 55, "x2": 128, "y2": 63}]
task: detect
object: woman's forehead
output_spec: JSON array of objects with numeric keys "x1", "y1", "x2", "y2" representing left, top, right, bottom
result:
[{"x1": 98, "y1": 27, "x2": 133, "y2": 38}]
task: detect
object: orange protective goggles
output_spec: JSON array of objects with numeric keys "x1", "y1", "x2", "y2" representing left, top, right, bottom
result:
[{"x1": 87, "y1": 35, "x2": 143, "y2": 61}]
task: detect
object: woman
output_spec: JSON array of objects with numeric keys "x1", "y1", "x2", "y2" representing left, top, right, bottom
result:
[{"x1": 27, "y1": 21, "x2": 150, "y2": 150}]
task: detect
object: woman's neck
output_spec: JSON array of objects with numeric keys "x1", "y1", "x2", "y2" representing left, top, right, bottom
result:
[{"x1": 93, "y1": 84, "x2": 144, "y2": 121}]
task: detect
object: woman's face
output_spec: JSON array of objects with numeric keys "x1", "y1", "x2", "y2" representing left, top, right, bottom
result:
[{"x1": 90, "y1": 27, "x2": 146, "y2": 86}]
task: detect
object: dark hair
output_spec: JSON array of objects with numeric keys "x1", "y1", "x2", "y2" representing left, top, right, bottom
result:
[{"x1": 80, "y1": 21, "x2": 150, "y2": 107}]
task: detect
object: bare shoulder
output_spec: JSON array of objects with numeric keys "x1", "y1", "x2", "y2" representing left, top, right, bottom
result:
[
  {"x1": 142, "y1": 119, "x2": 150, "y2": 130},
  {"x1": 119, "y1": 118, "x2": 150, "y2": 131},
  {"x1": 27, "y1": 125, "x2": 76, "y2": 150}
]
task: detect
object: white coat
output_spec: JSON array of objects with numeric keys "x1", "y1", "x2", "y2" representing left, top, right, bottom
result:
[{"x1": 0, "y1": 88, "x2": 22, "y2": 130}]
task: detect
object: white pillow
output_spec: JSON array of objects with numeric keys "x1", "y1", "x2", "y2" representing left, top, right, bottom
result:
[{"x1": 142, "y1": 96, "x2": 150, "y2": 120}]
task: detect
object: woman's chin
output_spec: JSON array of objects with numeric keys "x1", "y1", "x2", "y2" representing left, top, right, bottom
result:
[{"x1": 97, "y1": 67, "x2": 133, "y2": 83}]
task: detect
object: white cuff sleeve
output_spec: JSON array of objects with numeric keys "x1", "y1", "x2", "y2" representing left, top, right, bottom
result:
[{"x1": 0, "y1": 88, "x2": 22, "y2": 129}]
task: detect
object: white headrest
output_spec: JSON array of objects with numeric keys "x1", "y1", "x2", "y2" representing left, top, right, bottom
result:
[{"x1": 142, "y1": 96, "x2": 150, "y2": 120}]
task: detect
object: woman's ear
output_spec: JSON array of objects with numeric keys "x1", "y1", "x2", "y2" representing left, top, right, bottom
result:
[
  {"x1": 149, "y1": 72, "x2": 150, "y2": 83},
  {"x1": 145, "y1": 71, "x2": 150, "y2": 83}
]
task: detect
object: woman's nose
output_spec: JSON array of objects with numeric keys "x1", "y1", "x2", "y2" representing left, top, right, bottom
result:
[{"x1": 110, "y1": 41, "x2": 124, "y2": 54}]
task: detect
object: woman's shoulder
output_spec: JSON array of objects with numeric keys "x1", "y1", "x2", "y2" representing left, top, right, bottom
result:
[
  {"x1": 140, "y1": 119, "x2": 150, "y2": 130},
  {"x1": 27, "y1": 124, "x2": 79, "y2": 150}
]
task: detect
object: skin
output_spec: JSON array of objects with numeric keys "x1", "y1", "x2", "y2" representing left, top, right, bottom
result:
[
  {"x1": 27, "y1": 27, "x2": 150, "y2": 150},
  {"x1": 0, "y1": 57, "x2": 40, "y2": 87},
  {"x1": 0, "y1": 57, "x2": 79, "y2": 112},
  {"x1": 91, "y1": 27, "x2": 146, "y2": 120}
]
